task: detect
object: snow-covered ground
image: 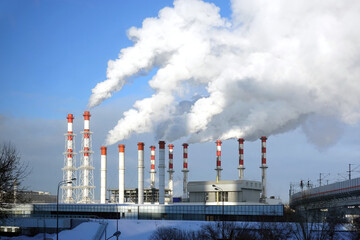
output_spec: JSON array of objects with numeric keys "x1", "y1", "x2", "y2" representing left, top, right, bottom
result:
[
  {"x1": 0, "y1": 219, "x2": 355, "y2": 240},
  {"x1": 101, "y1": 219, "x2": 205, "y2": 240},
  {"x1": 0, "y1": 219, "x2": 206, "y2": 240}
]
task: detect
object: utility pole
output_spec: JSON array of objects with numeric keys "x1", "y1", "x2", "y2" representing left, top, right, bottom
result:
[
  {"x1": 347, "y1": 164, "x2": 352, "y2": 180},
  {"x1": 318, "y1": 173, "x2": 330, "y2": 187}
]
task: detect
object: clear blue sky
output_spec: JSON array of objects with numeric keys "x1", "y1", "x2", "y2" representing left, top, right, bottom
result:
[{"x1": 1, "y1": 0, "x2": 359, "y2": 203}]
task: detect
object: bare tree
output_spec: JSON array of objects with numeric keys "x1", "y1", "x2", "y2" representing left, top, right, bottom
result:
[
  {"x1": 149, "y1": 226, "x2": 196, "y2": 240},
  {"x1": 0, "y1": 142, "x2": 29, "y2": 217},
  {"x1": 149, "y1": 222, "x2": 258, "y2": 240},
  {"x1": 257, "y1": 222, "x2": 292, "y2": 240},
  {"x1": 196, "y1": 222, "x2": 257, "y2": 240},
  {"x1": 290, "y1": 208, "x2": 345, "y2": 240},
  {"x1": 350, "y1": 216, "x2": 360, "y2": 240}
]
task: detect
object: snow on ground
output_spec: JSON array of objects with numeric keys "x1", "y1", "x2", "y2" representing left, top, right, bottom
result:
[
  {"x1": 60, "y1": 222, "x2": 104, "y2": 240},
  {"x1": 101, "y1": 219, "x2": 205, "y2": 240},
  {"x1": 0, "y1": 219, "x2": 206, "y2": 240},
  {"x1": 0, "y1": 222, "x2": 104, "y2": 240},
  {"x1": 0, "y1": 219, "x2": 355, "y2": 240}
]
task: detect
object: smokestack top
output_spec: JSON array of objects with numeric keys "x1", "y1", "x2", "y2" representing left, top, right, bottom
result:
[
  {"x1": 118, "y1": 144, "x2": 125, "y2": 152},
  {"x1": 168, "y1": 144, "x2": 174, "y2": 148},
  {"x1": 159, "y1": 141, "x2": 166, "y2": 149},
  {"x1": 261, "y1": 136, "x2": 267, "y2": 165},
  {"x1": 216, "y1": 140, "x2": 222, "y2": 145},
  {"x1": 138, "y1": 142, "x2": 144, "y2": 150},
  {"x1": 101, "y1": 146, "x2": 107, "y2": 155},
  {"x1": 83, "y1": 111, "x2": 91, "y2": 120},
  {"x1": 150, "y1": 145, "x2": 156, "y2": 150},
  {"x1": 238, "y1": 138, "x2": 244, "y2": 144},
  {"x1": 67, "y1": 114, "x2": 74, "y2": 122},
  {"x1": 182, "y1": 143, "x2": 188, "y2": 148}
]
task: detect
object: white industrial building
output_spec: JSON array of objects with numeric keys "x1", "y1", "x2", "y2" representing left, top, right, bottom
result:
[{"x1": 187, "y1": 180, "x2": 262, "y2": 203}]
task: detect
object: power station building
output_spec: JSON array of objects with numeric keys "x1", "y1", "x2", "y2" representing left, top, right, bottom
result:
[
  {"x1": 59, "y1": 111, "x2": 275, "y2": 206},
  {"x1": 188, "y1": 180, "x2": 262, "y2": 203},
  {"x1": 1, "y1": 111, "x2": 284, "y2": 236}
]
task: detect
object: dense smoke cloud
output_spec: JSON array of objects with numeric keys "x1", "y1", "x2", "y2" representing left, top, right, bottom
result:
[{"x1": 89, "y1": 0, "x2": 360, "y2": 146}]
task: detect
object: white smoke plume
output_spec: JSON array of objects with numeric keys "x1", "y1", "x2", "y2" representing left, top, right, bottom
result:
[{"x1": 89, "y1": 0, "x2": 360, "y2": 146}]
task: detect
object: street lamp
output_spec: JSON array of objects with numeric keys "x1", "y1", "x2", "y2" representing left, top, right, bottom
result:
[
  {"x1": 212, "y1": 184, "x2": 224, "y2": 240},
  {"x1": 106, "y1": 230, "x2": 121, "y2": 240},
  {"x1": 57, "y1": 178, "x2": 76, "y2": 240}
]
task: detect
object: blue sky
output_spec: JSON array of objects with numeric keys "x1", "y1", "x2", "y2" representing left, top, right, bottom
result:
[{"x1": 1, "y1": 0, "x2": 360, "y2": 203}]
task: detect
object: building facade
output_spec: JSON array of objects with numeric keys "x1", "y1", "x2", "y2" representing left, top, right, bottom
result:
[{"x1": 188, "y1": 180, "x2": 262, "y2": 203}]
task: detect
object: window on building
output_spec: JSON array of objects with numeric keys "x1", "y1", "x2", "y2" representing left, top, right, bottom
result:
[{"x1": 220, "y1": 192, "x2": 228, "y2": 202}]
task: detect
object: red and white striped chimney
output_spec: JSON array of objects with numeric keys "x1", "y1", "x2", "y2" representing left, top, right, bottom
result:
[
  {"x1": 100, "y1": 146, "x2": 107, "y2": 204},
  {"x1": 215, "y1": 140, "x2": 223, "y2": 182},
  {"x1": 80, "y1": 111, "x2": 94, "y2": 203},
  {"x1": 158, "y1": 141, "x2": 166, "y2": 204},
  {"x1": 150, "y1": 145, "x2": 156, "y2": 189},
  {"x1": 260, "y1": 136, "x2": 268, "y2": 201},
  {"x1": 119, "y1": 144, "x2": 125, "y2": 204},
  {"x1": 181, "y1": 143, "x2": 189, "y2": 199},
  {"x1": 63, "y1": 114, "x2": 75, "y2": 203},
  {"x1": 138, "y1": 142, "x2": 145, "y2": 204},
  {"x1": 238, "y1": 138, "x2": 245, "y2": 180},
  {"x1": 168, "y1": 144, "x2": 174, "y2": 203}
]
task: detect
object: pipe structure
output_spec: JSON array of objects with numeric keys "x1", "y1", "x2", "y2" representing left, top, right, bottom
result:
[
  {"x1": 181, "y1": 143, "x2": 189, "y2": 199},
  {"x1": 260, "y1": 136, "x2": 268, "y2": 202},
  {"x1": 62, "y1": 114, "x2": 76, "y2": 203},
  {"x1": 158, "y1": 141, "x2": 166, "y2": 204},
  {"x1": 100, "y1": 146, "x2": 107, "y2": 204},
  {"x1": 150, "y1": 146, "x2": 156, "y2": 189},
  {"x1": 168, "y1": 144, "x2": 174, "y2": 203},
  {"x1": 119, "y1": 144, "x2": 125, "y2": 204},
  {"x1": 137, "y1": 142, "x2": 145, "y2": 204},
  {"x1": 79, "y1": 111, "x2": 94, "y2": 203},
  {"x1": 215, "y1": 140, "x2": 223, "y2": 182},
  {"x1": 238, "y1": 138, "x2": 245, "y2": 180}
]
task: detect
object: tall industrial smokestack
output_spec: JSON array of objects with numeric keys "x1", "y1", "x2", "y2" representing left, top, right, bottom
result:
[
  {"x1": 238, "y1": 138, "x2": 245, "y2": 180},
  {"x1": 150, "y1": 145, "x2": 156, "y2": 189},
  {"x1": 158, "y1": 141, "x2": 166, "y2": 204},
  {"x1": 79, "y1": 111, "x2": 94, "y2": 203},
  {"x1": 62, "y1": 114, "x2": 76, "y2": 203},
  {"x1": 168, "y1": 144, "x2": 174, "y2": 203},
  {"x1": 260, "y1": 136, "x2": 268, "y2": 202},
  {"x1": 215, "y1": 140, "x2": 222, "y2": 182},
  {"x1": 138, "y1": 142, "x2": 145, "y2": 204},
  {"x1": 119, "y1": 144, "x2": 125, "y2": 204},
  {"x1": 181, "y1": 143, "x2": 189, "y2": 200},
  {"x1": 100, "y1": 146, "x2": 107, "y2": 204}
]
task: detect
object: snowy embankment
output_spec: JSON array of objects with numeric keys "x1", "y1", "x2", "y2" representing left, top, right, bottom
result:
[
  {"x1": 0, "y1": 219, "x2": 355, "y2": 240},
  {"x1": 0, "y1": 222, "x2": 105, "y2": 240},
  {"x1": 0, "y1": 219, "x2": 205, "y2": 240}
]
